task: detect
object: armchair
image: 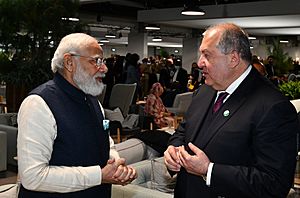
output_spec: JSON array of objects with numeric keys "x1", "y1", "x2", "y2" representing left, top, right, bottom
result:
[
  {"x1": 166, "y1": 92, "x2": 193, "y2": 116},
  {"x1": 291, "y1": 99, "x2": 300, "y2": 113},
  {"x1": 109, "y1": 113, "x2": 154, "y2": 143},
  {"x1": 0, "y1": 124, "x2": 17, "y2": 167},
  {"x1": 0, "y1": 113, "x2": 18, "y2": 167},
  {"x1": 104, "y1": 83, "x2": 153, "y2": 143},
  {"x1": 106, "y1": 83, "x2": 137, "y2": 118},
  {"x1": 97, "y1": 84, "x2": 107, "y2": 104},
  {"x1": 0, "y1": 131, "x2": 7, "y2": 171}
]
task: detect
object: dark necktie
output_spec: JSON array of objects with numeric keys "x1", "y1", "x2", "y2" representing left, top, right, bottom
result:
[{"x1": 213, "y1": 92, "x2": 229, "y2": 113}]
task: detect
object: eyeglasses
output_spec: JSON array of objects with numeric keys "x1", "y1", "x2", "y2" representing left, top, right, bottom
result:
[{"x1": 70, "y1": 53, "x2": 104, "y2": 68}]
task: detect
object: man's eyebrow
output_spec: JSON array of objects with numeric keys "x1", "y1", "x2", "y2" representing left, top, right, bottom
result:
[
  {"x1": 91, "y1": 55, "x2": 103, "y2": 58},
  {"x1": 200, "y1": 49, "x2": 210, "y2": 54}
]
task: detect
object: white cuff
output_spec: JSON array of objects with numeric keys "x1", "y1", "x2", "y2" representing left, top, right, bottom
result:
[{"x1": 206, "y1": 162, "x2": 214, "y2": 187}]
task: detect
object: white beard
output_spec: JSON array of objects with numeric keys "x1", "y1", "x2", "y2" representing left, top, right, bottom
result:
[{"x1": 73, "y1": 62, "x2": 105, "y2": 96}]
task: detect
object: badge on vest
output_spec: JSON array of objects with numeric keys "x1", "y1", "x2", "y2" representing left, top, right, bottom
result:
[{"x1": 103, "y1": 119, "x2": 110, "y2": 130}]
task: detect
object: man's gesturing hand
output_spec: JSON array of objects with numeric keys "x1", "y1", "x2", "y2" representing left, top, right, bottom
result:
[
  {"x1": 178, "y1": 143, "x2": 210, "y2": 176},
  {"x1": 164, "y1": 145, "x2": 181, "y2": 172},
  {"x1": 102, "y1": 158, "x2": 137, "y2": 185}
]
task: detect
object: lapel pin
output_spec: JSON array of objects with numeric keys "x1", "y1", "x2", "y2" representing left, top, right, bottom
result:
[{"x1": 223, "y1": 110, "x2": 230, "y2": 117}]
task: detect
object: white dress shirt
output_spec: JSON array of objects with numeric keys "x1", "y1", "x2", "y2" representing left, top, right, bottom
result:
[{"x1": 17, "y1": 95, "x2": 120, "y2": 193}]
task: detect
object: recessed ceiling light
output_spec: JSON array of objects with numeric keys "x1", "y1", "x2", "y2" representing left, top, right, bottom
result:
[
  {"x1": 105, "y1": 33, "x2": 116, "y2": 38},
  {"x1": 280, "y1": 40, "x2": 289, "y2": 43},
  {"x1": 248, "y1": 36, "x2": 256, "y2": 40},
  {"x1": 61, "y1": 17, "x2": 79, "y2": 21},
  {"x1": 145, "y1": 24, "x2": 160, "y2": 30},
  {"x1": 152, "y1": 37, "x2": 162, "y2": 42},
  {"x1": 181, "y1": 6, "x2": 205, "y2": 16},
  {"x1": 100, "y1": 39, "x2": 110, "y2": 43}
]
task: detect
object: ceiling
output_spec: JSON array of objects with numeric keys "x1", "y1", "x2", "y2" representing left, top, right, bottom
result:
[{"x1": 79, "y1": 0, "x2": 300, "y2": 47}]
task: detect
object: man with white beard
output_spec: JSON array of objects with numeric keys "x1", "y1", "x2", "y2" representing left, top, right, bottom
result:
[{"x1": 17, "y1": 33, "x2": 137, "y2": 198}]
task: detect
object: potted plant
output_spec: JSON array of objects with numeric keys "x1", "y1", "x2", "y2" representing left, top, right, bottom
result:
[
  {"x1": 266, "y1": 37, "x2": 294, "y2": 75},
  {"x1": 0, "y1": 0, "x2": 88, "y2": 112},
  {"x1": 279, "y1": 81, "x2": 300, "y2": 100}
]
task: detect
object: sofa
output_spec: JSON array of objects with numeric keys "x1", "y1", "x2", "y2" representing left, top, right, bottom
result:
[
  {"x1": 113, "y1": 157, "x2": 175, "y2": 198},
  {"x1": 0, "y1": 131, "x2": 7, "y2": 171},
  {"x1": 113, "y1": 139, "x2": 174, "y2": 198},
  {"x1": 0, "y1": 113, "x2": 18, "y2": 168},
  {"x1": 0, "y1": 132, "x2": 298, "y2": 198},
  {"x1": 0, "y1": 137, "x2": 172, "y2": 197},
  {"x1": 112, "y1": 184, "x2": 172, "y2": 198}
]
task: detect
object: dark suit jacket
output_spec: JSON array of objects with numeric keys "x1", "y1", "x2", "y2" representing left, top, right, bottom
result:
[
  {"x1": 169, "y1": 68, "x2": 299, "y2": 198},
  {"x1": 174, "y1": 67, "x2": 188, "y2": 91}
]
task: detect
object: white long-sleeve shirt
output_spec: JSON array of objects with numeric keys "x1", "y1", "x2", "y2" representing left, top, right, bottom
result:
[{"x1": 17, "y1": 95, "x2": 119, "y2": 193}]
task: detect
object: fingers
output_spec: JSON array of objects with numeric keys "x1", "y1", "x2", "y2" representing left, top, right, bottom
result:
[
  {"x1": 178, "y1": 145, "x2": 189, "y2": 167},
  {"x1": 119, "y1": 166, "x2": 137, "y2": 186},
  {"x1": 112, "y1": 164, "x2": 137, "y2": 185},
  {"x1": 101, "y1": 162, "x2": 118, "y2": 184},
  {"x1": 188, "y1": 142, "x2": 203, "y2": 156},
  {"x1": 178, "y1": 143, "x2": 210, "y2": 176},
  {"x1": 115, "y1": 158, "x2": 126, "y2": 166},
  {"x1": 164, "y1": 145, "x2": 181, "y2": 172},
  {"x1": 102, "y1": 158, "x2": 136, "y2": 185},
  {"x1": 107, "y1": 158, "x2": 115, "y2": 164}
]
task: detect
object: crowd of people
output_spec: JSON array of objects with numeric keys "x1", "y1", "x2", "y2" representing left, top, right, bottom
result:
[
  {"x1": 251, "y1": 54, "x2": 300, "y2": 85},
  {"x1": 101, "y1": 53, "x2": 204, "y2": 108},
  {"x1": 102, "y1": 47, "x2": 300, "y2": 111}
]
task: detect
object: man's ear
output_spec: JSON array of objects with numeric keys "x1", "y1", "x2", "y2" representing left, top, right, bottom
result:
[
  {"x1": 229, "y1": 50, "x2": 240, "y2": 68},
  {"x1": 63, "y1": 53, "x2": 73, "y2": 72}
]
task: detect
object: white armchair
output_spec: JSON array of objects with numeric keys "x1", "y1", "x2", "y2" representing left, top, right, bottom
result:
[{"x1": 291, "y1": 99, "x2": 300, "y2": 113}]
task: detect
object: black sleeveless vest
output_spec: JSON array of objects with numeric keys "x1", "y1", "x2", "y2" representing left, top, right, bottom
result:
[{"x1": 18, "y1": 73, "x2": 111, "y2": 198}]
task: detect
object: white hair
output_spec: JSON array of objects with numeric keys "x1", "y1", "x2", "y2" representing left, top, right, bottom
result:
[{"x1": 51, "y1": 33, "x2": 98, "y2": 73}]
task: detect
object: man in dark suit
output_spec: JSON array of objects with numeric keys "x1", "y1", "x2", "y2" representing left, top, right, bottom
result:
[
  {"x1": 172, "y1": 65, "x2": 188, "y2": 93},
  {"x1": 164, "y1": 23, "x2": 300, "y2": 198}
]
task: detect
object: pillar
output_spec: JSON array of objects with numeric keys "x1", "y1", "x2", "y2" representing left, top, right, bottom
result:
[{"x1": 182, "y1": 37, "x2": 202, "y2": 73}]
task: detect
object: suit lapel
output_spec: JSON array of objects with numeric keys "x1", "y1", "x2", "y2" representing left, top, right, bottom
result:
[
  {"x1": 200, "y1": 91, "x2": 247, "y2": 148},
  {"x1": 195, "y1": 67, "x2": 257, "y2": 149},
  {"x1": 188, "y1": 85, "x2": 216, "y2": 143}
]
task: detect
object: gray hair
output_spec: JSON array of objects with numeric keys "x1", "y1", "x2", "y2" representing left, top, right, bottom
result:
[
  {"x1": 51, "y1": 33, "x2": 98, "y2": 73},
  {"x1": 207, "y1": 23, "x2": 252, "y2": 63}
]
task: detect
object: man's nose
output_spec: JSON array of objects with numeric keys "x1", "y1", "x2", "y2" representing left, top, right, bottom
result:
[
  {"x1": 197, "y1": 57, "x2": 204, "y2": 69},
  {"x1": 98, "y1": 63, "x2": 108, "y2": 73}
]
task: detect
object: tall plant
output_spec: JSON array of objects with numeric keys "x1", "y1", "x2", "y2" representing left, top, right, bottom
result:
[
  {"x1": 0, "y1": 0, "x2": 88, "y2": 111},
  {"x1": 266, "y1": 37, "x2": 294, "y2": 75},
  {"x1": 0, "y1": 0, "x2": 88, "y2": 88}
]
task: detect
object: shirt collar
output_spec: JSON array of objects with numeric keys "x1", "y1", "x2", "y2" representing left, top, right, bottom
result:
[{"x1": 217, "y1": 65, "x2": 252, "y2": 101}]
